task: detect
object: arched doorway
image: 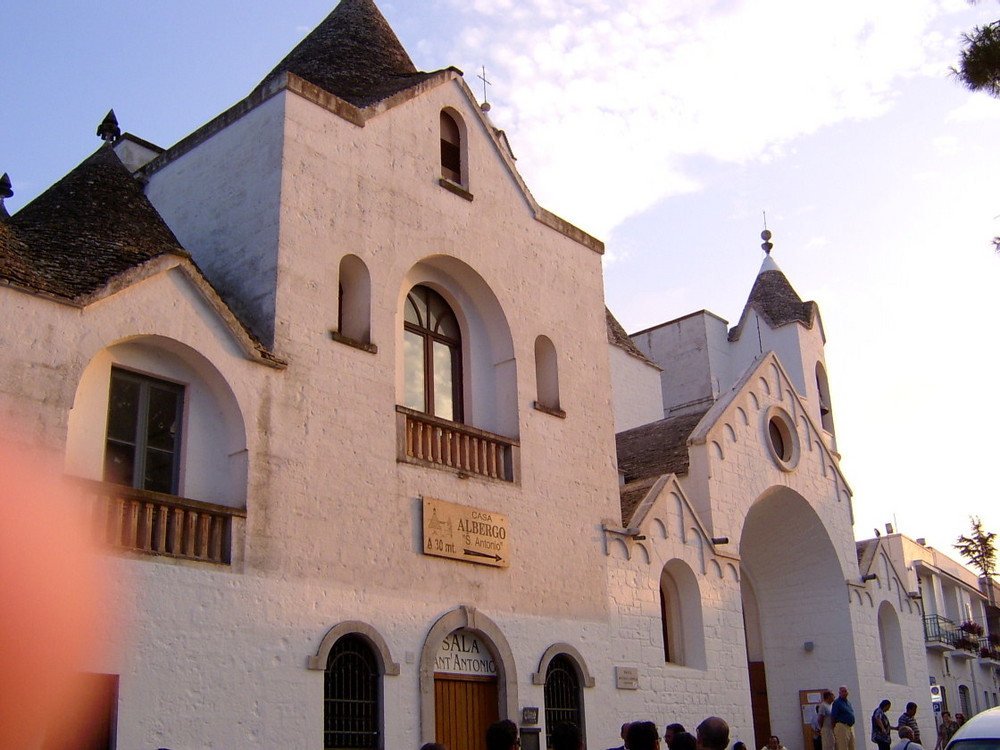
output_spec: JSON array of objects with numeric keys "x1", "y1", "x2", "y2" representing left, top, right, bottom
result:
[
  {"x1": 740, "y1": 488, "x2": 857, "y2": 749},
  {"x1": 419, "y1": 607, "x2": 517, "y2": 749},
  {"x1": 433, "y1": 629, "x2": 500, "y2": 750}
]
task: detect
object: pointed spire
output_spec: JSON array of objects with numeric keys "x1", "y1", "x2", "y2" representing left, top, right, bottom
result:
[
  {"x1": 0, "y1": 173, "x2": 11, "y2": 221},
  {"x1": 258, "y1": 0, "x2": 431, "y2": 108},
  {"x1": 97, "y1": 109, "x2": 121, "y2": 142}
]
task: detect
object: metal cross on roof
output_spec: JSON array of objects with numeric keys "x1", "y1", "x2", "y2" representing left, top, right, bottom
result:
[{"x1": 477, "y1": 66, "x2": 493, "y2": 111}]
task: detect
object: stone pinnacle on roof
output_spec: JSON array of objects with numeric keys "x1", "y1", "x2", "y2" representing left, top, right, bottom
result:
[
  {"x1": 97, "y1": 109, "x2": 121, "y2": 143},
  {"x1": 257, "y1": 0, "x2": 435, "y2": 108},
  {"x1": 0, "y1": 173, "x2": 12, "y2": 221}
]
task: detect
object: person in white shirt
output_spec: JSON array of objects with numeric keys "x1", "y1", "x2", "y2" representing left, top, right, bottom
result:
[{"x1": 893, "y1": 725, "x2": 923, "y2": 750}]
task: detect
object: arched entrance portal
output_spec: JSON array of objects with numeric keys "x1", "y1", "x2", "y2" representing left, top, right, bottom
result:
[
  {"x1": 740, "y1": 488, "x2": 857, "y2": 750},
  {"x1": 434, "y1": 630, "x2": 499, "y2": 750},
  {"x1": 420, "y1": 607, "x2": 518, "y2": 750}
]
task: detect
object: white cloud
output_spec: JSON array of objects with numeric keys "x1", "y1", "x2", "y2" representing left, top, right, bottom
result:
[{"x1": 436, "y1": 0, "x2": 983, "y2": 236}]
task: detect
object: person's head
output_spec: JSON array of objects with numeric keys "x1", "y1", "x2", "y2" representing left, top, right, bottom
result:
[
  {"x1": 622, "y1": 723, "x2": 633, "y2": 741},
  {"x1": 627, "y1": 721, "x2": 661, "y2": 750},
  {"x1": 696, "y1": 717, "x2": 730, "y2": 750},
  {"x1": 823, "y1": 691, "x2": 835, "y2": 704},
  {"x1": 838, "y1": 686, "x2": 850, "y2": 700},
  {"x1": 421, "y1": 744, "x2": 448, "y2": 750},
  {"x1": 942, "y1": 712, "x2": 952, "y2": 722},
  {"x1": 665, "y1": 724, "x2": 687, "y2": 747},
  {"x1": 899, "y1": 727, "x2": 914, "y2": 741},
  {"x1": 766, "y1": 736, "x2": 780, "y2": 750},
  {"x1": 905, "y1": 702, "x2": 918, "y2": 717},
  {"x1": 671, "y1": 732, "x2": 697, "y2": 750},
  {"x1": 733, "y1": 742, "x2": 747, "y2": 750},
  {"x1": 880, "y1": 700, "x2": 892, "y2": 711},
  {"x1": 486, "y1": 719, "x2": 519, "y2": 750},
  {"x1": 956, "y1": 713, "x2": 966, "y2": 725},
  {"x1": 551, "y1": 722, "x2": 583, "y2": 750}
]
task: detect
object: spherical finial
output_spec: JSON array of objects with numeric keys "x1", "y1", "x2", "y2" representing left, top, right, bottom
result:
[
  {"x1": 761, "y1": 229, "x2": 774, "y2": 255},
  {"x1": 480, "y1": 101, "x2": 492, "y2": 113}
]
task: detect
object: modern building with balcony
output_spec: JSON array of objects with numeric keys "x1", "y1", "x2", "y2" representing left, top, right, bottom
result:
[{"x1": 858, "y1": 532, "x2": 1000, "y2": 719}]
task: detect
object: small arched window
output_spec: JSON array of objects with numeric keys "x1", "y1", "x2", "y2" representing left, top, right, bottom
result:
[
  {"x1": 404, "y1": 285, "x2": 463, "y2": 422},
  {"x1": 815, "y1": 362, "x2": 835, "y2": 434},
  {"x1": 440, "y1": 111, "x2": 463, "y2": 184},
  {"x1": 534, "y1": 335, "x2": 561, "y2": 412},
  {"x1": 959, "y1": 685, "x2": 972, "y2": 718},
  {"x1": 325, "y1": 634, "x2": 380, "y2": 749},
  {"x1": 877, "y1": 601, "x2": 906, "y2": 683},
  {"x1": 659, "y1": 560, "x2": 707, "y2": 668},
  {"x1": 544, "y1": 654, "x2": 584, "y2": 746},
  {"x1": 337, "y1": 255, "x2": 372, "y2": 346}
]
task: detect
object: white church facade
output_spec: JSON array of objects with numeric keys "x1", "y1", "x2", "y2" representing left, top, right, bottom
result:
[{"x1": 1, "y1": 1, "x2": 995, "y2": 748}]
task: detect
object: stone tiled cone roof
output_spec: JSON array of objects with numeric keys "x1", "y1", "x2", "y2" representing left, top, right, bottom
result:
[
  {"x1": 606, "y1": 307, "x2": 652, "y2": 362},
  {"x1": 257, "y1": 0, "x2": 437, "y2": 108},
  {"x1": 0, "y1": 145, "x2": 186, "y2": 300},
  {"x1": 729, "y1": 262, "x2": 818, "y2": 341}
]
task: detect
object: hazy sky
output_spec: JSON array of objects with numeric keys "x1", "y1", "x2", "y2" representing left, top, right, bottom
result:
[{"x1": 3, "y1": 0, "x2": 999, "y2": 560}]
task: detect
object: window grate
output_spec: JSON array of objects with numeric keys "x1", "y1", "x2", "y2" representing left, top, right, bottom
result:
[
  {"x1": 544, "y1": 655, "x2": 583, "y2": 746},
  {"x1": 325, "y1": 635, "x2": 380, "y2": 749}
]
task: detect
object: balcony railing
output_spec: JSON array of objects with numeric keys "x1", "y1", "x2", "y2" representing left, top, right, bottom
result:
[
  {"x1": 397, "y1": 406, "x2": 518, "y2": 482},
  {"x1": 75, "y1": 478, "x2": 245, "y2": 565},
  {"x1": 924, "y1": 614, "x2": 960, "y2": 649}
]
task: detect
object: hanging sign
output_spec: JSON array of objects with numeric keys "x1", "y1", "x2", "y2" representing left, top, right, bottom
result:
[{"x1": 422, "y1": 497, "x2": 509, "y2": 568}]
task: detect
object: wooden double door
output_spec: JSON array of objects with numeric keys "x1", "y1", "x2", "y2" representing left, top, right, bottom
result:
[{"x1": 434, "y1": 674, "x2": 499, "y2": 750}]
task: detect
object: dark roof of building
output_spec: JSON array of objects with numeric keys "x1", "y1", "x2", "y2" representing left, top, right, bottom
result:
[
  {"x1": 0, "y1": 145, "x2": 186, "y2": 300},
  {"x1": 257, "y1": 0, "x2": 437, "y2": 108},
  {"x1": 620, "y1": 476, "x2": 659, "y2": 527},
  {"x1": 729, "y1": 258, "x2": 818, "y2": 342},
  {"x1": 606, "y1": 307, "x2": 653, "y2": 362},
  {"x1": 616, "y1": 409, "x2": 708, "y2": 487}
]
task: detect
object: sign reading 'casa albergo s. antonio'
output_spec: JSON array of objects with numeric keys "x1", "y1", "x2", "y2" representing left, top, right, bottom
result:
[{"x1": 422, "y1": 497, "x2": 509, "y2": 568}]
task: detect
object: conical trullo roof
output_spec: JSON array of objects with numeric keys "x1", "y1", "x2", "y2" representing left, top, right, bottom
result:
[
  {"x1": 257, "y1": 0, "x2": 435, "y2": 107},
  {"x1": 0, "y1": 145, "x2": 186, "y2": 299},
  {"x1": 729, "y1": 255, "x2": 818, "y2": 341}
]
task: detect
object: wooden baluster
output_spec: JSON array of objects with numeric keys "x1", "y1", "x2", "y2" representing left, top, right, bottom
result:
[
  {"x1": 154, "y1": 505, "x2": 168, "y2": 553},
  {"x1": 184, "y1": 511, "x2": 197, "y2": 558}
]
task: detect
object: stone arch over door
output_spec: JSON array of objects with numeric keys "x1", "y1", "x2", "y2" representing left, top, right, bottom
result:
[
  {"x1": 740, "y1": 487, "x2": 857, "y2": 749},
  {"x1": 419, "y1": 606, "x2": 518, "y2": 746}
]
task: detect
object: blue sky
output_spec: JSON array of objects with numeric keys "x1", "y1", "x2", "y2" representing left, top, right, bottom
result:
[{"x1": 3, "y1": 0, "x2": 999, "y2": 558}]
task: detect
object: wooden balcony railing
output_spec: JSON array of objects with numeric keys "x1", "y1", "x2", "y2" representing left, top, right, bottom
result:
[
  {"x1": 75, "y1": 478, "x2": 245, "y2": 565},
  {"x1": 397, "y1": 406, "x2": 518, "y2": 482}
]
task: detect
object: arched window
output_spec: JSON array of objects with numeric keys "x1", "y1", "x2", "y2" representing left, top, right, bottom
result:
[
  {"x1": 659, "y1": 560, "x2": 707, "y2": 668},
  {"x1": 404, "y1": 285, "x2": 463, "y2": 422},
  {"x1": 877, "y1": 601, "x2": 906, "y2": 683},
  {"x1": 544, "y1": 654, "x2": 583, "y2": 746},
  {"x1": 338, "y1": 255, "x2": 372, "y2": 346},
  {"x1": 325, "y1": 634, "x2": 380, "y2": 749},
  {"x1": 440, "y1": 111, "x2": 463, "y2": 184},
  {"x1": 815, "y1": 362, "x2": 835, "y2": 434},
  {"x1": 534, "y1": 335, "x2": 561, "y2": 413}
]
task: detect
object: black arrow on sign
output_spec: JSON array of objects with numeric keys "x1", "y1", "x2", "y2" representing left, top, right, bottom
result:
[{"x1": 464, "y1": 549, "x2": 503, "y2": 562}]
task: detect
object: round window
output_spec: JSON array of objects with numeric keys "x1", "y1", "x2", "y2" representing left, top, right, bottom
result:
[{"x1": 765, "y1": 408, "x2": 799, "y2": 471}]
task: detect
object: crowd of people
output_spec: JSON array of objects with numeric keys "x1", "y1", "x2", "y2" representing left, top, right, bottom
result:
[
  {"x1": 807, "y1": 685, "x2": 967, "y2": 750},
  {"x1": 418, "y1": 691, "x2": 968, "y2": 750}
]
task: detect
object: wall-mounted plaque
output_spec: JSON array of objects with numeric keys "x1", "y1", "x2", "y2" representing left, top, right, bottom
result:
[
  {"x1": 423, "y1": 497, "x2": 509, "y2": 568},
  {"x1": 615, "y1": 666, "x2": 639, "y2": 690}
]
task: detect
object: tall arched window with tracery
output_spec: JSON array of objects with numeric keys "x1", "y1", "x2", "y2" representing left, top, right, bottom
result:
[
  {"x1": 404, "y1": 285, "x2": 463, "y2": 422},
  {"x1": 544, "y1": 654, "x2": 583, "y2": 746},
  {"x1": 324, "y1": 634, "x2": 380, "y2": 749}
]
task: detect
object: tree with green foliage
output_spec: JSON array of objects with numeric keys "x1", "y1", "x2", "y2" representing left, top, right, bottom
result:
[
  {"x1": 954, "y1": 3, "x2": 1000, "y2": 251},
  {"x1": 955, "y1": 516, "x2": 997, "y2": 582}
]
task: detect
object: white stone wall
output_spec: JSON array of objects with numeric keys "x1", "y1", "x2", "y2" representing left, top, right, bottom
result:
[{"x1": 609, "y1": 344, "x2": 664, "y2": 432}]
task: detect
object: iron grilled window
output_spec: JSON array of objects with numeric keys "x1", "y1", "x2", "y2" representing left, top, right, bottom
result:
[
  {"x1": 325, "y1": 635, "x2": 380, "y2": 749},
  {"x1": 544, "y1": 655, "x2": 583, "y2": 745}
]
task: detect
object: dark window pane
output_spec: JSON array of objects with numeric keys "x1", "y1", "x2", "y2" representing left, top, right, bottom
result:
[
  {"x1": 103, "y1": 441, "x2": 135, "y2": 487},
  {"x1": 106, "y1": 376, "x2": 139, "y2": 443},
  {"x1": 146, "y1": 385, "x2": 179, "y2": 452},
  {"x1": 144, "y1": 447, "x2": 175, "y2": 495}
]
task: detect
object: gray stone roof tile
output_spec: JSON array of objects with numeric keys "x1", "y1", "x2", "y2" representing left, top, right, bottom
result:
[
  {"x1": 257, "y1": 0, "x2": 437, "y2": 108},
  {"x1": 729, "y1": 266, "x2": 818, "y2": 342},
  {"x1": 616, "y1": 410, "x2": 708, "y2": 486},
  {"x1": 0, "y1": 145, "x2": 186, "y2": 300}
]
